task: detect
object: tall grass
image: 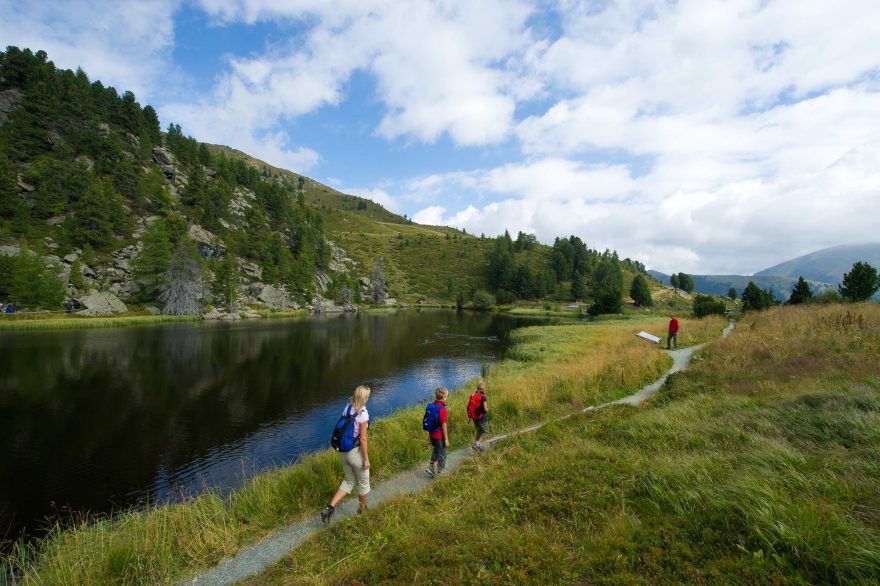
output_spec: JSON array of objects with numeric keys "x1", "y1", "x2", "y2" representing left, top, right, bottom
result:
[
  {"x1": 1, "y1": 314, "x2": 707, "y2": 584},
  {"x1": 241, "y1": 305, "x2": 880, "y2": 585},
  {"x1": 0, "y1": 314, "x2": 199, "y2": 331}
]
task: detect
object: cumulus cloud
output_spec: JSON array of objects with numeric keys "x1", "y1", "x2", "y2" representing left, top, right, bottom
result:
[{"x1": 343, "y1": 187, "x2": 400, "y2": 213}]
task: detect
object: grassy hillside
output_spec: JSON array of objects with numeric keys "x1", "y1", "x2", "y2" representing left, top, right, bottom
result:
[
  {"x1": 247, "y1": 304, "x2": 880, "y2": 584},
  {"x1": 755, "y1": 242, "x2": 880, "y2": 284}
]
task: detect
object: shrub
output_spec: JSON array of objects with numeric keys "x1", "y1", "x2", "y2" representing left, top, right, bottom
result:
[
  {"x1": 472, "y1": 289, "x2": 495, "y2": 311},
  {"x1": 692, "y1": 294, "x2": 726, "y2": 317}
]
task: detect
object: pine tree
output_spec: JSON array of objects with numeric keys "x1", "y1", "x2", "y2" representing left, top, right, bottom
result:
[
  {"x1": 211, "y1": 254, "x2": 238, "y2": 311},
  {"x1": 68, "y1": 257, "x2": 87, "y2": 291},
  {"x1": 370, "y1": 256, "x2": 388, "y2": 305},
  {"x1": 629, "y1": 274, "x2": 653, "y2": 307},
  {"x1": 133, "y1": 220, "x2": 172, "y2": 300},
  {"x1": 161, "y1": 240, "x2": 204, "y2": 315},
  {"x1": 588, "y1": 258, "x2": 623, "y2": 315},
  {"x1": 728, "y1": 287, "x2": 737, "y2": 300},
  {"x1": 787, "y1": 276, "x2": 813, "y2": 305},
  {"x1": 570, "y1": 271, "x2": 586, "y2": 301},
  {"x1": 838, "y1": 261, "x2": 879, "y2": 302}
]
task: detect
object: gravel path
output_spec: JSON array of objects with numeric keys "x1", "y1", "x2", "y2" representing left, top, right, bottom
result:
[{"x1": 180, "y1": 321, "x2": 735, "y2": 586}]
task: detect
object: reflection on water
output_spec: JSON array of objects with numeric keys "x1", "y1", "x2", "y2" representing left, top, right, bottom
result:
[{"x1": 0, "y1": 310, "x2": 543, "y2": 541}]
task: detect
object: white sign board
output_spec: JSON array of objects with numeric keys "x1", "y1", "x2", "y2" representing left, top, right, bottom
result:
[{"x1": 636, "y1": 331, "x2": 661, "y2": 344}]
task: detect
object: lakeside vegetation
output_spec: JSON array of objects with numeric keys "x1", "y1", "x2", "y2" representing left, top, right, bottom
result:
[
  {"x1": 0, "y1": 314, "x2": 729, "y2": 584},
  {"x1": 244, "y1": 304, "x2": 880, "y2": 585}
]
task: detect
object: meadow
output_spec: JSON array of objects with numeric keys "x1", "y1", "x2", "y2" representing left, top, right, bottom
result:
[
  {"x1": 242, "y1": 304, "x2": 880, "y2": 585},
  {"x1": 1, "y1": 314, "x2": 727, "y2": 584}
]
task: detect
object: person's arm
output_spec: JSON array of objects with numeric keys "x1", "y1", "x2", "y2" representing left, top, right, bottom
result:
[
  {"x1": 482, "y1": 397, "x2": 488, "y2": 414},
  {"x1": 442, "y1": 421, "x2": 449, "y2": 447},
  {"x1": 359, "y1": 421, "x2": 370, "y2": 469}
]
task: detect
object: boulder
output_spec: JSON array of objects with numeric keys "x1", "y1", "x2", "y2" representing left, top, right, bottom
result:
[
  {"x1": 203, "y1": 308, "x2": 223, "y2": 320},
  {"x1": 314, "y1": 270, "x2": 331, "y2": 293},
  {"x1": 385, "y1": 297, "x2": 398, "y2": 307},
  {"x1": 255, "y1": 284, "x2": 299, "y2": 310},
  {"x1": 359, "y1": 276, "x2": 370, "y2": 289},
  {"x1": 152, "y1": 147, "x2": 175, "y2": 166},
  {"x1": 76, "y1": 291, "x2": 127, "y2": 317},
  {"x1": 144, "y1": 306, "x2": 162, "y2": 315},
  {"x1": 0, "y1": 88, "x2": 22, "y2": 126},
  {"x1": 188, "y1": 224, "x2": 226, "y2": 259},
  {"x1": 63, "y1": 253, "x2": 79, "y2": 263}
]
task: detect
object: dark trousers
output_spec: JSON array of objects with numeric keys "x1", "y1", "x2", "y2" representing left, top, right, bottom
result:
[
  {"x1": 667, "y1": 332, "x2": 677, "y2": 349},
  {"x1": 430, "y1": 437, "x2": 446, "y2": 472}
]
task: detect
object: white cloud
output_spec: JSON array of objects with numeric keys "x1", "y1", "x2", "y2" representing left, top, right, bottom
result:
[
  {"x1": 344, "y1": 187, "x2": 400, "y2": 213},
  {"x1": 412, "y1": 205, "x2": 447, "y2": 226}
]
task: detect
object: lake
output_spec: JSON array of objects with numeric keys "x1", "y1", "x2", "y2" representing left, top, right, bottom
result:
[{"x1": 0, "y1": 310, "x2": 544, "y2": 542}]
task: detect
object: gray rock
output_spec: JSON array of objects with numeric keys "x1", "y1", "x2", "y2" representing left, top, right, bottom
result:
[
  {"x1": 125, "y1": 133, "x2": 140, "y2": 148},
  {"x1": 0, "y1": 245, "x2": 21, "y2": 256},
  {"x1": 314, "y1": 270, "x2": 331, "y2": 294},
  {"x1": 188, "y1": 224, "x2": 226, "y2": 260},
  {"x1": 76, "y1": 291, "x2": 127, "y2": 316},
  {"x1": 0, "y1": 88, "x2": 22, "y2": 126},
  {"x1": 97, "y1": 123, "x2": 111, "y2": 137},
  {"x1": 63, "y1": 253, "x2": 79, "y2": 263},
  {"x1": 82, "y1": 264, "x2": 97, "y2": 278},
  {"x1": 145, "y1": 306, "x2": 162, "y2": 315},
  {"x1": 255, "y1": 284, "x2": 299, "y2": 310},
  {"x1": 153, "y1": 147, "x2": 174, "y2": 166},
  {"x1": 385, "y1": 298, "x2": 398, "y2": 306},
  {"x1": 240, "y1": 259, "x2": 262, "y2": 279},
  {"x1": 359, "y1": 276, "x2": 371, "y2": 289},
  {"x1": 203, "y1": 308, "x2": 223, "y2": 320}
]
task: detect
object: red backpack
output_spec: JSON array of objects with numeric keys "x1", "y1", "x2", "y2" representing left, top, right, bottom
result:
[{"x1": 467, "y1": 393, "x2": 484, "y2": 420}]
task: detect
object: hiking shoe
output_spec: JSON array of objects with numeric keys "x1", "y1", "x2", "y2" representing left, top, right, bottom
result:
[
  {"x1": 425, "y1": 462, "x2": 435, "y2": 477},
  {"x1": 358, "y1": 502, "x2": 368, "y2": 514},
  {"x1": 472, "y1": 443, "x2": 485, "y2": 452},
  {"x1": 320, "y1": 505, "x2": 335, "y2": 524}
]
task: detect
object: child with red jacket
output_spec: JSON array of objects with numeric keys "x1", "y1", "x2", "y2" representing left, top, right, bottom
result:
[{"x1": 424, "y1": 387, "x2": 449, "y2": 477}]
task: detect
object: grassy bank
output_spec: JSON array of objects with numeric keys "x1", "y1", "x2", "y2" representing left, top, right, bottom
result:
[
  {"x1": 0, "y1": 313, "x2": 200, "y2": 331},
  {"x1": 2, "y1": 315, "x2": 726, "y2": 584},
  {"x1": 242, "y1": 304, "x2": 880, "y2": 585}
]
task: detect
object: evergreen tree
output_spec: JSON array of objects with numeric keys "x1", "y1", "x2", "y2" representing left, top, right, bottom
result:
[
  {"x1": 838, "y1": 261, "x2": 879, "y2": 302},
  {"x1": 728, "y1": 287, "x2": 737, "y2": 300},
  {"x1": 10, "y1": 248, "x2": 65, "y2": 308},
  {"x1": 741, "y1": 281, "x2": 777, "y2": 311},
  {"x1": 629, "y1": 274, "x2": 653, "y2": 307},
  {"x1": 588, "y1": 258, "x2": 623, "y2": 315},
  {"x1": 670, "y1": 273, "x2": 680, "y2": 289},
  {"x1": 68, "y1": 257, "x2": 87, "y2": 291},
  {"x1": 370, "y1": 256, "x2": 388, "y2": 305},
  {"x1": 0, "y1": 153, "x2": 17, "y2": 218},
  {"x1": 72, "y1": 178, "x2": 116, "y2": 247},
  {"x1": 787, "y1": 276, "x2": 813, "y2": 305},
  {"x1": 133, "y1": 220, "x2": 173, "y2": 300},
  {"x1": 488, "y1": 236, "x2": 516, "y2": 292},
  {"x1": 570, "y1": 271, "x2": 586, "y2": 301},
  {"x1": 677, "y1": 272, "x2": 696, "y2": 293},
  {"x1": 211, "y1": 254, "x2": 238, "y2": 311},
  {"x1": 161, "y1": 240, "x2": 204, "y2": 315}
]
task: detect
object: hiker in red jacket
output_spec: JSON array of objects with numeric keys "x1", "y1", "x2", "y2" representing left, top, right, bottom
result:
[{"x1": 667, "y1": 316, "x2": 680, "y2": 349}]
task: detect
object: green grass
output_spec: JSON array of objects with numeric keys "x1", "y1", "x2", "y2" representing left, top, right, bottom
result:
[
  {"x1": 242, "y1": 304, "x2": 880, "y2": 585},
  {"x1": 2, "y1": 314, "x2": 701, "y2": 585},
  {"x1": 0, "y1": 313, "x2": 199, "y2": 331}
]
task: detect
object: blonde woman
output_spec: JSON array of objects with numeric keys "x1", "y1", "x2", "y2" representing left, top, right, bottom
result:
[{"x1": 321, "y1": 385, "x2": 371, "y2": 523}]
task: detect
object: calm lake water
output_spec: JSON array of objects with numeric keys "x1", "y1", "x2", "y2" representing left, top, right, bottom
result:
[{"x1": 0, "y1": 310, "x2": 544, "y2": 541}]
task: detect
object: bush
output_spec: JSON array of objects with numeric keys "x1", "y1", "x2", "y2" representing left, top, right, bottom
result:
[
  {"x1": 472, "y1": 289, "x2": 495, "y2": 311},
  {"x1": 692, "y1": 294, "x2": 726, "y2": 318}
]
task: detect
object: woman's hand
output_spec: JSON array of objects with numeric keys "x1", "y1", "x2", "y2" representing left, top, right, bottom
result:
[{"x1": 362, "y1": 458, "x2": 371, "y2": 470}]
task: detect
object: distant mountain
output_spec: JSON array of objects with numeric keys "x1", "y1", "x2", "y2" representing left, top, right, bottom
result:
[
  {"x1": 650, "y1": 243, "x2": 880, "y2": 301},
  {"x1": 755, "y1": 243, "x2": 880, "y2": 284}
]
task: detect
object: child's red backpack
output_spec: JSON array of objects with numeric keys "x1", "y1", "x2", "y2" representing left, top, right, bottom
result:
[{"x1": 467, "y1": 393, "x2": 484, "y2": 420}]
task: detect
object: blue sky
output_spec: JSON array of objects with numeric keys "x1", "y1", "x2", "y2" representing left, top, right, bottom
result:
[{"x1": 2, "y1": 0, "x2": 880, "y2": 275}]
